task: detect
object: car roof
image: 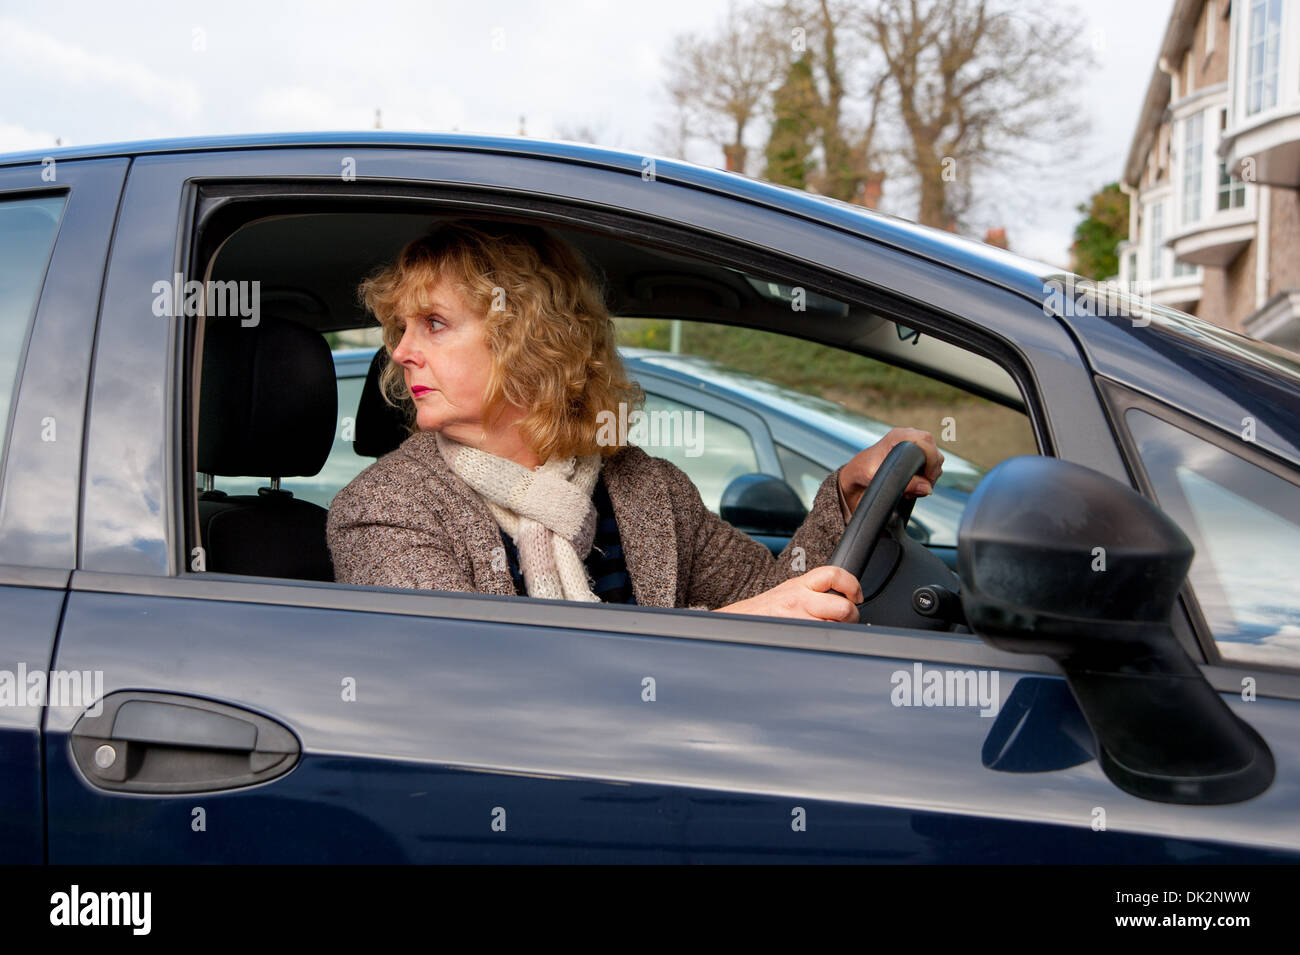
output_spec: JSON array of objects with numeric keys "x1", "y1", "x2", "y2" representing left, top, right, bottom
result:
[
  {"x1": 1, "y1": 130, "x2": 1065, "y2": 297},
  {"x1": 332, "y1": 346, "x2": 377, "y2": 374},
  {"x1": 623, "y1": 347, "x2": 880, "y2": 442}
]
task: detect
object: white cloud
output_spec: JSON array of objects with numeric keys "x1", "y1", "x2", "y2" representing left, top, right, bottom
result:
[
  {"x1": 250, "y1": 85, "x2": 468, "y2": 134},
  {"x1": 0, "y1": 121, "x2": 63, "y2": 154},
  {"x1": 0, "y1": 17, "x2": 201, "y2": 121},
  {"x1": 250, "y1": 87, "x2": 364, "y2": 130}
]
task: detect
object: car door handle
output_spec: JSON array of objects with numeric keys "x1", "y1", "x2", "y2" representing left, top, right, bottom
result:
[{"x1": 70, "y1": 691, "x2": 300, "y2": 794}]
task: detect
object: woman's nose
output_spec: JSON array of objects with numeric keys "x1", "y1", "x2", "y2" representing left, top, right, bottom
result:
[{"x1": 391, "y1": 323, "x2": 420, "y2": 365}]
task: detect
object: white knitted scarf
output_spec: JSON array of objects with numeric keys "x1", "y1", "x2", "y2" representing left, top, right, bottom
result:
[{"x1": 434, "y1": 431, "x2": 604, "y2": 601}]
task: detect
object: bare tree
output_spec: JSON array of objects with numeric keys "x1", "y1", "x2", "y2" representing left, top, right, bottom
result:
[
  {"x1": 663, "y1": 1, "x2": 786, "y2": 173},
  {"x1": 663, "y1": 0, "x2": 1086, "y2": 232},
  {"x1": 554, "y1": 122, "x2": 600, "y2": 144},
  {"x1": 804, "y1": 0, "x2": 887, "y2": 202},
  {"x1": 863, "y1": 0, "x2": 1090, "y2": 230},
  {"x1": 554, "y1": 120, "x2": 627, "y2": 149}
]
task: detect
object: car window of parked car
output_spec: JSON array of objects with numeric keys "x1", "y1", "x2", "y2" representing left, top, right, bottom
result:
[
  {"x1": 615, "y1": 318, "x2": 1036, "y2": 549},
  {"x1": 0, "y1": 194, "x2": 65, "y2": 471},
  {"x1": 634, "y1": 392, "x2": 760, "y2": 512},
  {"x1": 1126, "y1": 408, "x2": 1300, "y2": 669},
  {"x1": 775, "y1": 443, "x2": 829, "y2": 508}
]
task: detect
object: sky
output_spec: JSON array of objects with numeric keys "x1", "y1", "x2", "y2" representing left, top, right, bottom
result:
[{"x1": 0, "y1": 0, "x2": 1174, "y2": 266}]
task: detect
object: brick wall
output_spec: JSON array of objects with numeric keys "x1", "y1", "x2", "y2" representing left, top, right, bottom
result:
[
  {"x1": 1269, "y1": 188, "x2": 1300, "y2": 298},
  {"x1": 1186, "y1": 0, "x2": 1231, "y2": 89},
  {"x1": 1223, "y1": 232, "x2": 1259, "y2": 331},
  {"x1": 1200, "y1": 259, "x2": 1230, "y2": 324}
]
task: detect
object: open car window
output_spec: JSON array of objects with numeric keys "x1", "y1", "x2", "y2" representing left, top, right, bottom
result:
[{"x1": 190, "y1": 205, "x2": 1042, "y2": 635}]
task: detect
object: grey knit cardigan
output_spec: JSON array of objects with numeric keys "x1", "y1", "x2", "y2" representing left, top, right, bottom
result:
[{"x1": 326, "y1": 430, "x2": 849, "y2": 611}]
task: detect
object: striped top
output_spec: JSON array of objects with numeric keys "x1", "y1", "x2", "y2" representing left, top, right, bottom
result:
[{"x1": 497, "y1": 474, "x2": 637, "y2": 604}]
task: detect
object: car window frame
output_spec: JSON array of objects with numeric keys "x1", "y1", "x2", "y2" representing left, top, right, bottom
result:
[
  {"x1": 180, "y1": 193, "x2": 1059, "y2": 652},
  {"x1": 182, "y1": 184, "x2": 1068, "y2": 647},
  {"x1": 629, "y1": 366, "x2": 779, "y2": 491}
]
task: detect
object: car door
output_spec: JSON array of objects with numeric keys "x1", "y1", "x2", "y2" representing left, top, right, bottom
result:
[
  {"x1": 45, "y1": 144, "x2": 1300, "y2": 862},
  {"x1": 0, "y1": 157, "x2": 126, "y2": 862}
]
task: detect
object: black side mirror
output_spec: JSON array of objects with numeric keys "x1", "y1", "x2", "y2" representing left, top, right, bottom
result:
[
  {"x1": 720, "y1": 473, "x2": 807, "y2": 538},
  {"x1": 958, "y1": 455, "x2": 1274, "y2": 805}
]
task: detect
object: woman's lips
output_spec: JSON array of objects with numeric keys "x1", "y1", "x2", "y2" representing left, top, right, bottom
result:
[{"x1": 410, "y1": 386, "x2": 435, "y2": 397}]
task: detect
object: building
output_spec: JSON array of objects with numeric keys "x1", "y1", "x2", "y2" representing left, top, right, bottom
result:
[{"x1": 1118, "y1": 0, "x2": 1300, "y2": 351}]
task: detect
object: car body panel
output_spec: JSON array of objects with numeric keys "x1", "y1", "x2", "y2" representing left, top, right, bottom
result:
[
  {"x1": 0, "y1": 580, "x2": 67, "y2": 862},
  {"x1": 1055, "y1": 307, "x2": 1300, "y2": 471},
  {"x1": 43, "y1": 586, "x2": 1300, "y2": 862}
]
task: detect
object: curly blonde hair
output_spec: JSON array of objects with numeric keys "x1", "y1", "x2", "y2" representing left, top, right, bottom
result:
[{"x1": 358, "y1": 220, "x2": 644, "y2": 461}]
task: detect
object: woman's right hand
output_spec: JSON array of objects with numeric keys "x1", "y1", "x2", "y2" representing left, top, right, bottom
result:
[{"x1": 717, "y1": 566, "x2": 864, "y2": 622}]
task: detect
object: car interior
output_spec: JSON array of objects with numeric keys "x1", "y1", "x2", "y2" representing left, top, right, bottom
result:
[{"x1": 188, "y1": 201, "x2": 1042, "y2": 627}]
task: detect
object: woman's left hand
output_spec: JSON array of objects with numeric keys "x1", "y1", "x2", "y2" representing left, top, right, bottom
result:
[{"x1": 838, "y1": 427, "x2": 945, "y2": 516}]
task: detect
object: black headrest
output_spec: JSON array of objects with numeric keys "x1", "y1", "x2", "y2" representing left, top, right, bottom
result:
[
  {"x1": 199, "y1": 315, "x2": 337, "y2": 478},
  {"x1": 354, "y1": 347, "x2": 412, "y2": 458}
]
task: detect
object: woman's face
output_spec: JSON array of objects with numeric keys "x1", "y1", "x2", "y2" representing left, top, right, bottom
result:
[{"x1": 390, "y1": 273, "x2": 534, "y2": 463}]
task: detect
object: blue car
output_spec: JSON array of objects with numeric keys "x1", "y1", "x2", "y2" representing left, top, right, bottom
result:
[{"x1": 0, "y1": 132, "x2": 1297, "y2": 863}]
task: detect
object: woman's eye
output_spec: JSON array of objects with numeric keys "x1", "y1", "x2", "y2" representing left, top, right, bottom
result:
[{"x1": 423, "y1": 314, "x2": 445, "y2": 331}]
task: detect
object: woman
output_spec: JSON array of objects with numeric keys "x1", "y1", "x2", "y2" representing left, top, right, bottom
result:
[{"x1": 326, "y1": 220, "x2": 944, "y2": 620}]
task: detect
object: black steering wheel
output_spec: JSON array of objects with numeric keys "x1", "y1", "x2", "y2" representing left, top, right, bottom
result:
[{"x1": 827, "y1": 441, "x2": 964, "y2": 630}]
